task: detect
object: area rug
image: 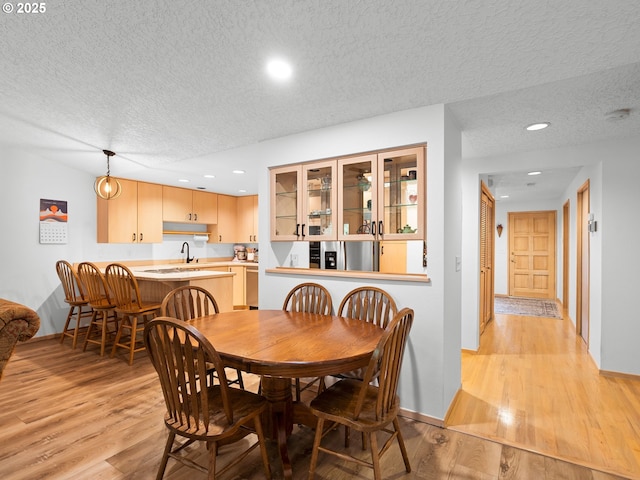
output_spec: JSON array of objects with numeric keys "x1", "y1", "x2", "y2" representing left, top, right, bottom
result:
[{"x1": 494, "y1": 296, "x2": 562, "y2": 319}]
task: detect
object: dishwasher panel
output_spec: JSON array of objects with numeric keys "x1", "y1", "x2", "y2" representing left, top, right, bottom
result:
[{"x1": 245, "y1": 266, "x2": 258, "y2": 309}]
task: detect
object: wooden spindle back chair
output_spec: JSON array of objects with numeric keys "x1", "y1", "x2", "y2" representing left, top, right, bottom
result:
[{"x1": 144, "y1": 317, "x2": 271, "y2": 480}]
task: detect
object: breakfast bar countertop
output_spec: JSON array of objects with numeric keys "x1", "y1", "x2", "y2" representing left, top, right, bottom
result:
[{"x1": 128, "y1": 260, "x2": 258, "y2": 281}]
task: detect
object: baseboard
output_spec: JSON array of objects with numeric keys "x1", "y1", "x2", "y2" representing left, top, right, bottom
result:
[
  {"x1": 461, "y1": 348, "x2": 478, "y2": 355},
  {"x1": 399, "y1": 408, "x2": 444, "y2": 428},
  {"x1": 600, "y1": 369, "x2": 640, "y2": 381},
  {"x1": 25, "y1": 333, "x2": 58, "y2": 343}
]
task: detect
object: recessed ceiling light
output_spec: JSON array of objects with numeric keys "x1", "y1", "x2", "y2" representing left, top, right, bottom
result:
[
  {"x1": 178, "y1": 179, "x2": 190, "y2": 183},
  {"x1": 233, "y1": 169, "x2": 245, "y2": 174},
  {"x1": 525, "y1": 122, "x2": 550, "y2": 131},
  {"x1": 238, "y1": 189, "x2": 247, "y2": 193},
  {"x1": 266, "y1": 58, "x2": 293, "y2": 80},
  {"x1": 204, "y1": 174, "x2": 215, "y2": 179},
  {"x1": 528, "y1": 171, "x2": 542, "y2": 176},
  {"x1": 500, "y1": 195, "x2": 510, "y2": 199}
]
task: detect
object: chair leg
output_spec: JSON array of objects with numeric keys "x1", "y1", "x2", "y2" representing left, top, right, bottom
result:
[
  {"x1": 393, "y1": 417, "x2": 411, "y2": 472},
  {"x1": 110, "y1": 315, "x2": 127, "y2": 359},
  {"x1": 82, "y1": 310, "x2": 98, "y2": 352},
  {"x1": 128, "y1": 316, "x2": 138, "y2": 366},
  {"x1": 60, "y1": 306, "x2": 74, "y2": 344},
  {"x1": 207, "y1": 440, "x2": 217, "y2": 479},
  {"x1": 254, "y1": 415, "x2": 272, "y2": 479},
  {"x1": 295, "y1": 378, "x2": 302, "y2": 402},
  {"x1": 308, "y1": 417, "x2": 325, "y2": 479},
  {"x1": 369, "y1": 432, "x2": 382, "y2": 480},
  {"x1": 156, "y1": 431, "x2": 175, "y2": 480}
]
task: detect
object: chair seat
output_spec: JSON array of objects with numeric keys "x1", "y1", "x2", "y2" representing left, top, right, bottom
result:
[
  {"x1": 115, "y1": 302, "x2": 161, "y2": 315},
  {"x1": 165, "y1": 385, "x2": 267, "y2": 440},
  {"x1": 310, "y1": 379, "x2": 400, "y2": 431},
  {"x1": 89, "y1": 297, "x2": 116, "y2": 310}
]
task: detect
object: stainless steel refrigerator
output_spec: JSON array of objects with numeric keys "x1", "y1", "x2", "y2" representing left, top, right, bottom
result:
[{"x1": 318, "y1": 241, "x2": 379, "y2": 272}]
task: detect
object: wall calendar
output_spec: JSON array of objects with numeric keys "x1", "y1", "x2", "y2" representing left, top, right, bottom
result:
[{"x1": 39, "y1": 199, "x2": 68, "y2": 244}]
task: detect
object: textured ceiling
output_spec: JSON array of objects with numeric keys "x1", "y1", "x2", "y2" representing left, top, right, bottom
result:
[{"x1": 1, "y1": 0, "x2": 639, "y2": 197}]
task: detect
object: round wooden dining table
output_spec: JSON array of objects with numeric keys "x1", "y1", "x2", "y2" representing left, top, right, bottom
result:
[{"x1": 187, "y1": 309, "x2": 384, "y2": 480}]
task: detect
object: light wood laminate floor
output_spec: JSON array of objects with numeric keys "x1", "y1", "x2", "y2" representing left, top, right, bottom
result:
[
  {"x1": 447, "y1": 308, "x2": 640, "y2": 480},
  {"x1": 0, "y1": 322, "x2": 633, "y2": 479}
]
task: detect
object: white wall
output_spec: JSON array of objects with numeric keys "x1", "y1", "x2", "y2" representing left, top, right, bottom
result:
[
  {"x1": 599, "y1": 143, "x2": 640, "y2": 375},
  {"x1": 0, "y1": 147, "x2": 235, "y2": 336},
  {"x1": 462, "y1": 136, "x2": 640, "y2": 377},
  {"x1": 205, "y1": 104, "x2": 462, "y2": 420}
]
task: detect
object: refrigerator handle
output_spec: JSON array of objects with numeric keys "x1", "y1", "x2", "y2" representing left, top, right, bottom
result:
[{"x1": 342, "y1": 241, "x2": 347, "y2": 270}]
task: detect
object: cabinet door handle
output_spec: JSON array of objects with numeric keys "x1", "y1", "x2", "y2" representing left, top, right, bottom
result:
[
  {"x1": 371, "y1": 221, "x2": 376, "y2": 237},
  {"x1": 194, "y1": 213, "x2": 198, "y2": 221},
  {"x1": 295, "y1": 223, "x2": 300, "y2": 237},
  {"x1": 301, "y1": 224, "x2": 306, "y2": 239},
  {"x1": 219, "y1": 235, "x2": 222, "y2": 242},
  {"x1": 139, "y1": 233, "x2": 143, "y2": 242},
  {"x1": 132, "y1": 233, "x2": 136, "y2": 242},
  {"x1": 188, "y1": 213, "x2": 192, "y2": 221},
  {"x1": 378, "y1": 220, "x2": 384, "y2": 237}
]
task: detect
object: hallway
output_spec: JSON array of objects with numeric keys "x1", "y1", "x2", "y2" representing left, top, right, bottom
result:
[{"x1": 447, "y1": 308, "x2": 640, "y2": 479}]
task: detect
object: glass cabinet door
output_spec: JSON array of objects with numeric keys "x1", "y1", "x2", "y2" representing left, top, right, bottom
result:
[
  {"x1": 303, "y1": 160, "x2": 337, "y2": 241},
  {"x1": 270, "y1": 165, "x2": 302, "y2": 241},
  {"x1": 338, "y1": 154, "x2": 378, "y2": 240},
  {"x1": 378, "y1": 146, "x2": 425, "y2": 240}
]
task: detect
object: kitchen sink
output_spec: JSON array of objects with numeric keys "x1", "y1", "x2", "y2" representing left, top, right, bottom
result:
[{"x1": 142, "y1": 267, "x2": 201, "y2": 273}]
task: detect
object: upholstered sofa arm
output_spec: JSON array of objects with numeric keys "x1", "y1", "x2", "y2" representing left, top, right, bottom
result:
[{"x1": 0, "y1": 298, "x2": 41, "y2": 380}]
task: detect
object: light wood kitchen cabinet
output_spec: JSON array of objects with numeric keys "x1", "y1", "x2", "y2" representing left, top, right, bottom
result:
[
  {"x1": 270, "y1": 160, "x2": 337, "y2": 241},
  {"x1": 162, "y1": 186, "x2": 218, "y2": 224},
  {"x1": 212, "y1": 194, "x2": 237, "y2": 243},
  {"x1": 338, "y1": 146, "x2": 425, "y2": 241},
  {"x1": 229, "y1": 265, "x2": 245, "y2": 307},
  {"x1": 237, "y1": 195, "x2": 258, "y2": 243},
  {"x1": 97, "y1": 179, "x2": 163, "y2": 243}
]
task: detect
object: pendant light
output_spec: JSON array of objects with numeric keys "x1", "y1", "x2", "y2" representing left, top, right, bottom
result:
[{"x1": 94, "y1": 149, "x2": 122, "y2": 200}]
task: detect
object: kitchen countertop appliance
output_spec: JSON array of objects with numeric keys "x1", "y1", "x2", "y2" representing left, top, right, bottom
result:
[{"x1": 233, "y1": 244, "x2": 247, "y2": 261}]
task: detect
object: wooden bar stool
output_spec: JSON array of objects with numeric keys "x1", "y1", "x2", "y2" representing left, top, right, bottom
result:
[
  {"x1": 77, "y1": 262, "x2": 119, "y2": 356},
  {"x1": 105, "y1": 263, "x2": 161, "y2": 365},
  {"x1": 56, "y1": 260, "x2": 93, "y2": 349}
]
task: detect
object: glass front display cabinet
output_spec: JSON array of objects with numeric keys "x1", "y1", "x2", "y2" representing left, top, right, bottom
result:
[
  {"x1": 338, "y1": 146, "x2": 425, "y2": 241},
  {"x1": 270, "y1": 161, "x2": 337, "y2": 241}
]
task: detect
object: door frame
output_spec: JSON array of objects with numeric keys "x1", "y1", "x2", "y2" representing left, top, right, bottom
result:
[
  {"x1": 576, "y1": 180, "x2": 590, "y2": 343},
  {"x1": 479, "y1": 181, "x2": 495, "y2": 336}
]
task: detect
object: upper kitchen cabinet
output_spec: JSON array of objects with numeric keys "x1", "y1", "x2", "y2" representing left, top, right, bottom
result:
[
  {"x1": 212, "y1": 194, "x2": 237, "y2": 243},
  {"x1": 162, "y1": 186, "x2": 218, "y2": 224},
  {"x1": 338, "y1": 146, "x2": 425, "y2": 241},
  {"x1": 97, "y1": 179, "x2": 163, "y2": 243},
  {"x1": 237, "y1": 195, "x2": 258, "y2": 243},
  {"x1": 270, "y1": 161, "x2": 337, "y2": 241}
]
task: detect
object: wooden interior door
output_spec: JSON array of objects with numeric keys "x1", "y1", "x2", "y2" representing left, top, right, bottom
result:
[
  {"x1": 576, "y1": 181, "x2": 590, "y2": 344},
  {"x1": 508, "y1": 211, "x2": 556, "y2": 299},
  {"x1": 479, "y1": 182, "x2": 495, "y2": 334}
]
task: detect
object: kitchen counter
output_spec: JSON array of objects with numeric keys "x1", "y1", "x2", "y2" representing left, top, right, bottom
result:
[{"x1": 129, "y1": 263, "x2": 241, "y2": 312}]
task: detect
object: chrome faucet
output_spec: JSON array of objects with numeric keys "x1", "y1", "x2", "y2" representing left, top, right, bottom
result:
[{"x1": 180, "y1": 241, "x2": 194, "y2": 263}]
